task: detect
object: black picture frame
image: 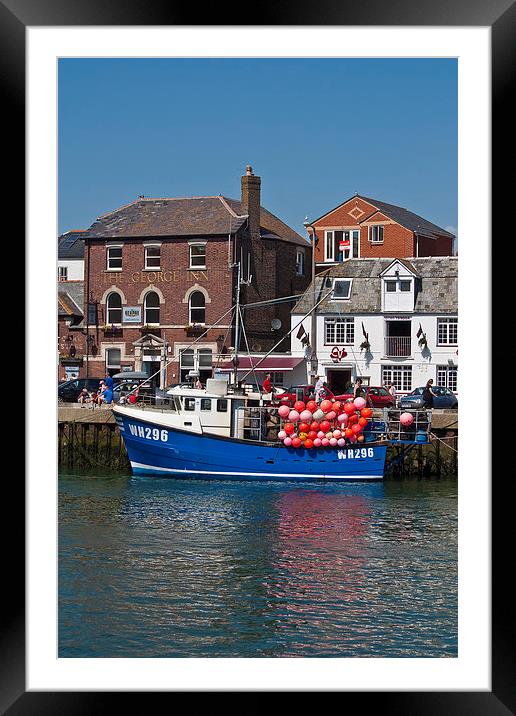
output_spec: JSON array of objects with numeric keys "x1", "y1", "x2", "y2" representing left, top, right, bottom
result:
[{"x1": 6, "y1": 0, "x2": 513, "y2": 710}]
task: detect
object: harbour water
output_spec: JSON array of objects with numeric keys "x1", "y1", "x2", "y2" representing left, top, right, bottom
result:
[{"x1": 59, "y1": 472, "x2": 457, "y2": 658}]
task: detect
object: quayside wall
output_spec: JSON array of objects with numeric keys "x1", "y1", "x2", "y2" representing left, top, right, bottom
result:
[{"x1": 57, "y1": 406, "x2": 458, "y2": 477}]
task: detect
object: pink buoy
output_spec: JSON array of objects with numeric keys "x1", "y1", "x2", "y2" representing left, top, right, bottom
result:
[
  {"x1": 313, "y1": 438, "x2": 322, "y2": 447},
  {"x1": 288, "y1": 410, "x2": 300, "y2": 423},
  {"x1": 400, "y1": 412, "x2": 414, "y2": 426},
  {"x1": 353, "y1": 397, "x2": 366, "y2": 410},
  {"x1": 283, "y1": 437, "x2": 292, "y2": 446},
  {"x1": 333, "y1": 430, "x2": 342, "y2": 439},
  {"x1": 277, "y1": 430, "x2": 287, "y2": 440},
  {"x1": 329, "y1": 437, "x2": 338, "y2": 446},
  {"x1": 337, "y1": 413, "x2": 348, "y2": 424},
  {"x1": 278, "y1": 404, "x2": 290, "y2": 419},
  {"x1": 326, "y1": 410, "x2": 336, "y2": 421},
  {"x1": 317, "y1": 431, "x2": 325, "y2": 439},
  {"x1": 337, "y1": 438, "x2": 346, "y2": 447},
  {"x1": 321, "y1": 438, "x2": 330, "y2": 446},
  {"x1": 299, "y1": 410, "x2": 313, "y2": 423}
]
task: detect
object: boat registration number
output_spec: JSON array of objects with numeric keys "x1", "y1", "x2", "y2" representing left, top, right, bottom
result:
[
  {"x1": 128, "y1": 423, "x2": 169, "y2": 442},
  {"x1": 338, "y1": 447, "x2": 374, "y2": 459}
]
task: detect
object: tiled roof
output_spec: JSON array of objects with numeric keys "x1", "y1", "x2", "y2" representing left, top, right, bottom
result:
[
  {"x1": 58, "y1": 230, "x2": 87, "y2": 259},
  {"x1": 359, "y1": 195, "x2": 455, "y2": 239},
  {"x1": 224, "y1": 198, "x2": 309, "y2": 247},
  {"x1": 313, "y1": 194, "x2": 455, "y2": 240},
  {"x1": 292, "y1": 257, "x2": 458, "y2": 315},
  {"x1": 83, "y1": 195, "x2": 308, "y2": 246},
  {"x1": 57, "y1": 281, "x2": 84, "y2": 319}
]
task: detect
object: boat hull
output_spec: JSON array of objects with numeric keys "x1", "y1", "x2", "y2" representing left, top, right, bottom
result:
[{"x1": 114, "y1": 408, "x2": 387, "y2": 482}]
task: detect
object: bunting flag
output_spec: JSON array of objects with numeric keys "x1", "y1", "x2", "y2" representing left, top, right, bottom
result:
[
  {"x1": 296, "y1": 325, "x2": 306, "y2": 340},
  {"x1": 297, "y1": 325, "x2": 310, "y2": 345},
  {"x1": 416, "y1": 324, "x2": 423, "y2": 338}
]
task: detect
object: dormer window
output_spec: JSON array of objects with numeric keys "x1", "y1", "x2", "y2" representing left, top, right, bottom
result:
[
  {"x1": 332, "y1": 279, "x2": 352, "y2": 300},
  {"x1": 400, "y1": 280, "x2": 411, "y2": 292}
]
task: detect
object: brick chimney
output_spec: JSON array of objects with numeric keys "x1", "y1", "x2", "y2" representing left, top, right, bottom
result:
[{"x1": 241, "y1": 165, "x2": 261, "y2": 240}]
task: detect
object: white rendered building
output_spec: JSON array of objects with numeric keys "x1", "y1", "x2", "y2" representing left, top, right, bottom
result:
[{"x1": 290, "y1": 257, "x2": 458, "y2": 396}]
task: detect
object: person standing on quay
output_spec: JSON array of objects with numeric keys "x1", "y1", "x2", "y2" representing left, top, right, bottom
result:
[
  {"x1": 353, "y1": 377, "x2": 364, "y2": 399},
  {"x1": 422, "y1": 379, "x2": 437, "y2": 409},
  {"x1": 314, "y1": 375, "x2": 325, "y2": 403}
]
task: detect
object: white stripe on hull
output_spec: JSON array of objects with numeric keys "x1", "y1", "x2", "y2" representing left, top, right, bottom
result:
[{"x1": 130, "y1": 461, "x2": 383, "y2": 480}]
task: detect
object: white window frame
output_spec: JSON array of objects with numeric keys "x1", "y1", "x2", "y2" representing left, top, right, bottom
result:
[
  {"x1": 106, "y1": 292, "x2": 122, "y2": 325},
  {"x1": 58, "y1": 266, "x2": 68, "y2": 281},
  {"x1": 351, "y1": 229, "x2": 360, "y2": 258},
  {"x1": 144, "y1": 243, "x2": 161, "y2": 270},
  {"x1": 143, "y1": 291, "x2": 160, "y2": 325},
  {"x1": 296, "y1": 249, "x2": 305, "y2": 275},
  {"x1": 437, "y1": 317, "x2": 458, "y2": 346},
  {"x1": 324, "y1": 317, "x2": 355, "y2": 345},
  {"x1": 382, "y1": 365, "x2": 412, "y2": 392},
  {"x1": 324, "y1": 231, "x2": 334, "y2": 262},
  {"x1": 332, "y1": 278, "x2": 353, "y2": 300},
  {"x1": 369, "y1": 225, "x2": 384, "y2": 244},
  {"x1": 189, "y1": 291, "x2": 206, "y2": 324},
  {"x1": 189, "y1": 242, "x2": 207, "y2": 269},
  {"x1": 437, "y1": 365, "x2": 458, "y2": 392},
  {"x1": 106, "y1": 244, "x2": 123, "y2": 271}
]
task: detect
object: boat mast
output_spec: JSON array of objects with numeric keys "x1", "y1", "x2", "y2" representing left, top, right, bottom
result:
[{"x1": 233, "y1": 260, "x2": 241, "y2": 386}]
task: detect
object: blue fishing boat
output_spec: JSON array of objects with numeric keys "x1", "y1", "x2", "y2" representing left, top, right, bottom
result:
[{"x1": 113, "y1": 382, "x2": 429, "y2": 482}]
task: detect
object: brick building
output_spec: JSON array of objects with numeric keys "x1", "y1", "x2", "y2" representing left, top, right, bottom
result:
[
  {"x1": 306, "y1": 194, "x2": 455, "y2": 272},
  {"x1": 57, "y1": 230, "x2": 88, "y2": 380},
  {"x1": 78, "y1": 166, "x2": 311, "y2": 386}
]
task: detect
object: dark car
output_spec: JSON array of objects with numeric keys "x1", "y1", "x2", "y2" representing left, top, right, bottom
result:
[
  {"x1": 58, "y1": 378, "x2": 102, "y2": 403},
  {"x1": 399, "y1": 386, "x2": 458, "y2": 409},
  {"x1": 334, "y1": 386, "x2": 396, "y2": 409}
]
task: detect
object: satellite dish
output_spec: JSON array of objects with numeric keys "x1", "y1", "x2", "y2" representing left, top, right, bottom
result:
[{"x1": 271, "y1": 318, "x2": 282, "y2": 330}]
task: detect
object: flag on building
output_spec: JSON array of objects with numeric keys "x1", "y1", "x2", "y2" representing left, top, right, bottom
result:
[
  {"x1": 297, "y1": 324, "x2": 309, "y2": 345},
  {"x1": 416, "y1": 324, "x2": 423, "y2": 338},
  {"x1": 362, "y1": 322, "x2": 368, "y2": 340}
]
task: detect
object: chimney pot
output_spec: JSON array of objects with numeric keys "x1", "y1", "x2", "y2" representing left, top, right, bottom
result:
[{"x1": 246, "y1": 165, "x2": 253, "y2": 176}]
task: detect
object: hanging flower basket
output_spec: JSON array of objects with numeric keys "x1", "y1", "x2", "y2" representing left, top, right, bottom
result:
[
  {"x1": 140, "y1": 325, "x2": 161, "y2": 337},
  {"x1": 102, "y1": 324, "x2": 122, "y2": 336},
  {"x1": 185, "y1": 323, "x2": 205, "y2": 336}
]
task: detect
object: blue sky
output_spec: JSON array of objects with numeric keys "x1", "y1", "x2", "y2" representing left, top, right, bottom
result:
[{"x1": 58, "y1": 58, "x2": 457, "y2": 238}]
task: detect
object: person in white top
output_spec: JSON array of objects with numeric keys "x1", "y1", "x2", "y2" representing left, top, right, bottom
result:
[
  {"x1": 387, "y1": 382, "x2": 397, "y2": 405},
  {"x1": 314, "y1": 375, "x2": 325, "y2": 403}
]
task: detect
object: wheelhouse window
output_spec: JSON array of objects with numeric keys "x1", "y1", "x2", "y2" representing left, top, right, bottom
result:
[
  {"x1": 296, "y1": 249, "x2": 305, "y2": 275},
  {"x1": 106, "y1": 292, "x2": 122, "y2": 324},
  {"x1": 189, "y1": 243, "x2": 206, "y2": 268},
  {"x1": 437, "y1": 365, "x2": 458, "y2": 392},
  {"x1": 144, "y1": 291, "x2": 160, "y2": 325},
  {"x1": 200, "y1": 398, "x2": 212, "y2": 411},
  {"x1": 58, "y1": 266, "x2": 68, "y2": 281},
  {"x1": 217, "y1": 399, "x2": 228, "y2": 412},
  {"x1": 107, "y1": 246, "x2": 122, "y2": 270},
  {"x1": 325, "y1": 317, "x2": 354, "y2": 345},
  {"x1": 144, "y1": 245, "x2": 161, "y2": 270},
  {"x1": 437, "y1": 317, "x2": 458, "y2": 345},
  {"x1": 189, "y1": 291, "x2": 206, "y2": 324},
  {"x1": 332, "y1": 279, "x2": 352, "y2": 300},
  {"x1": 369, "y1": 226, "x2": 384, "y2": 244}
]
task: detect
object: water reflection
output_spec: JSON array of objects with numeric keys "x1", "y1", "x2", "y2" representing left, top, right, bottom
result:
[{"x1": 59, "y1": 474, "x2": 457, "y2": 658}]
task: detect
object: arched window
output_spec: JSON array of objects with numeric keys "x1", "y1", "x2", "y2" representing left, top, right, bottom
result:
[
  {"x1": 106, "y1": 292, "x2": 122, "y2": 324},
  {"x1": 189, "y1": 291, "x2": 205, "y2": 324},
  {"x1": 144, "y1": 291, "x2": 160, "y2": 325}
]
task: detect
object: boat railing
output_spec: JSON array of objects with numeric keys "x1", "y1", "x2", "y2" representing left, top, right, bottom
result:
[{"x1": 379, "y1": 408, "x2": 432, "y2": 444}]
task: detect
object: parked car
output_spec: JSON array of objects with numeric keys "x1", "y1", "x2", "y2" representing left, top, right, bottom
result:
[
  {"x1": 58, "y1": 378, "x2": 102, "y2": 403},
  {"x1": 399, "y1": 386, "x2": 458, "y2": 409},
  {"x1": 275, "y1": 384, "x2": 332, "y2": 406},
  {"x1": 334, "y1": 386, "x2": 396, "y2": 408}
]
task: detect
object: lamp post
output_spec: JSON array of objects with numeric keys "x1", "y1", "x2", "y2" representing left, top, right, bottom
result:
[{"x1": 303, "y1": 218, "x2": 318, "y2": 382}]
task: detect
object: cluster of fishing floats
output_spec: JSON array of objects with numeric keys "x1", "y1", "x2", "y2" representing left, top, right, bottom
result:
[
  {"x1": 276, "y1": 398, "x2": 373, "y2": 449},
  {"x1": 275, "y1": 398, "x2": 417, "y2": 449}
]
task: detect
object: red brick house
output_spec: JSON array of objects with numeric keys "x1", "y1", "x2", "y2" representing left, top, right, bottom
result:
[
  {"x1": 78, "y1": 166, "x2": 311, "y2": 386},
  {"x1": 307, "y1": 194, "x2": 455, "y2": 271}
]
